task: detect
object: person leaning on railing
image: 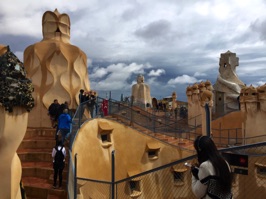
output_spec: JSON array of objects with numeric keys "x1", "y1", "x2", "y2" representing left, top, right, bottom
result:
[{"x1": 190, "y1": 136, "x2": 233, "y2": 199}]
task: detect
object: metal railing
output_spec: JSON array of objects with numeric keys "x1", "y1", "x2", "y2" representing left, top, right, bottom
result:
[
  {"x1": 68, "y1": 142, "x2": 266, "y2": 199},
  {"x1": 67, "y1": 97, "x2": 266, "y2": 198}
]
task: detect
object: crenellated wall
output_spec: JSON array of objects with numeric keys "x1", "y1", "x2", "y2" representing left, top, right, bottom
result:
[
  {"x1": 186, "y1": 80, "x2": 213, "y2": 135},
  {"x1": 240, "y1": 84, "x2": 266, "y2": 144}
]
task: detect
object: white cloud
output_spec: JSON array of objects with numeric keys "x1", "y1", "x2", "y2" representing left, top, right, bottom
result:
[
  {"x1": 90, "y1": 62, "x2": 151, "y2": 91},
  {"x1": 167, "y1": 75, "x2": 199, "y2": 85},
  {"x1": 2, "y1": 0, "x2": 266, "y2": 101},
  {"x1": 148, "y1": 69, "x2": 166, "y2": 77},
  {"x1": 194, "y1": 72, "x2": 207, "y2": 77}
]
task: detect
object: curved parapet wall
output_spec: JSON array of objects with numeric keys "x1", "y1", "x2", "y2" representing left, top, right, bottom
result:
[
  {"x1": 0, "y1": 44, "x2": 33, "y2": 199},
  {"x1": 72, "y1": 118, "x2": 194, "y2": 198},
  {"x1": 24, "y1": 9, "x2": 90, "y2": 127}
]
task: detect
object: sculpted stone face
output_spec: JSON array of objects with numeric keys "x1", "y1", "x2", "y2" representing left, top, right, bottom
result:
[
  {"x1": 137, "y1": 75, "x2": 144, "y2": 84},
  {"x1": 42, "y1": 9, "x2": 70, "y2": 43}
]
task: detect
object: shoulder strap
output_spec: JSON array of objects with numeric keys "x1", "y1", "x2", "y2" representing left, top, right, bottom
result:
[{"x1": 59, "y1": 146, "x2": 63, "y2": 152}]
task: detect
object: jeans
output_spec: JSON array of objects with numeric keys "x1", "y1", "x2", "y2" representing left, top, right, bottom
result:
[{"x1": 59, "y1": 128, "x2": 70, "y2": 144}]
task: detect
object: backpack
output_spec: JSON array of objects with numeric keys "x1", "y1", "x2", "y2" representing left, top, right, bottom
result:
[
  {"x1": 49, "y1": 104, "x2": 59, "y2": 116},
  {"x1": 54, "y1": 146, "x2": 64, "y2": 165}
]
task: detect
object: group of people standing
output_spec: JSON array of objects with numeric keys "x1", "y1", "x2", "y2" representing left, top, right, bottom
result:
[
  {"x1": 48, "y1": 99, "x2": 71, "y2": 189},
  {"x1": 79, "y1": 89, "x2": 97, "y2": 118}
]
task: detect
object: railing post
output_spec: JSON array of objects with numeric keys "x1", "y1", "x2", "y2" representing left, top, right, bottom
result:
[
  {"x1": 111, "y1": 150, "x2": 115, "y2": 199},
  {"x1": 130, "y1": 96, "x2": 133, "y2": 126},
  {"x1": 205, "y1": 103, "x2": 211, "y2": 137},
  {"x1": 219, "y1": 123, "x2": 222, "y2": 146},
  {"x1": 95, "y1": 96, "x2": 99, "y2": 116},
  {"x1": 236, "y1": 128, "x2": 238, "y2": 145},
  {"x1": 227, "y1": 129, "x2": 229, "y2": 146},
  {"x1": 74, "y1": 153, "x2": 77, "y2": 199},
  {"x1": 108, "y1": 98, "x2": 112, "y2": 115},
  {"x1": 78, "y1": 104, "x2": 81, "y2": 128}
]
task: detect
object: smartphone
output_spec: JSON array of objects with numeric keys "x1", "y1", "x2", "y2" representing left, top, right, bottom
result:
[
  {"x1": 184, "y1": 162, "x2": 192, "y2": 167},
  {"x1": 185, "y1": 162, "x2": 199, "y2": 169}
]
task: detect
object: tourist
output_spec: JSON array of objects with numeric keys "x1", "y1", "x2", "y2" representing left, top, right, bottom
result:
[
  {"x1": 86, "y1": 90, "x2": 96, "y2": 118},
  {"x1": 58, "y1": 109, "x2": 72, "y2": 144},
  {"x1": 190, "y1": 135, "x2": 232, "y2": 199},
  {"x1": 56, "y1": 101, "x2": 70, "y2": 120},
  {"x1": 79, "y1": 89, "x2": 87, "y2": 116},
  {"x1": 48, "y1": 99, "x2": 60, "y2": 128},
  {"x1": 52, "y1": 140, "x2": 66, "y2": 189}
]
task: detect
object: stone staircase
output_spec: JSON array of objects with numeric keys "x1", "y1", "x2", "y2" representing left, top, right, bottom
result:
[{"x1": 17, "y1": 128, "x2": 68, "y2": 199}]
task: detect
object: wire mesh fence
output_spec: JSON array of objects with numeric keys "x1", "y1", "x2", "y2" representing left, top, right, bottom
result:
[
  {"x1": 68, "y1": 98, "x2": 266, "y2": 198},
  {"x1": 67, "y1": 142, "x2": 266, "y2": 199}
]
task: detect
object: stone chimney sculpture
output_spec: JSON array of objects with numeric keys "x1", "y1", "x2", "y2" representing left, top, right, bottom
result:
[
  {"x1": 213, "y1": 51, "x2": 245, "y2": 113},
  {"x1": 186, "y1": 81, "x2": 213, "y2": 134},
  {"x1": 0, "y1": 45, "x2": 34, "y2": 199},
  {"x1": 24, "y1": 9, "x2": 90, "y2": 127},
  {"x1": 131, "y1": 74, "x2": 152, "y2": 109},
  {"x1": 240, "y1": 84, "x2": 266, "y2": 144}
]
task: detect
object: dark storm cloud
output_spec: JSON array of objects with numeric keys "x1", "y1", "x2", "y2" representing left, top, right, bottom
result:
[
  {"x1": 250, "y1": 19, "x2": 266, "y2": 41},
  {"x1": 134, "y1": 19, "x2": 172, "y2": 41},
  {"x1": 0, "y1": 35, "x2": 39, "y2": 52},
  {"x1": 1, "y1": 0, "x2": 266, "y2": 102}
]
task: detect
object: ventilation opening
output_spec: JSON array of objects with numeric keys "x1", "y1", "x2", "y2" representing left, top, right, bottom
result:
[
  {"x1": 172, "y1": 169, "x2": 186, "y2": 186},
  {"x1": 147, "y1": 149, "x2": 159, "y2": 160},
  {"x1": 256, "y1": 165, "x2": 266, "y2": 177},
  {"x1": 56, "y1": 27, "x2": 61, "y2": 33},
  {"x1": 101, "y1": 134, "x2": 110, "y2": 143},
  {"x1": 98, "y1": 121, "x2": 113, "y2": 148},
  {"x1": 129, "y1": 180, "x2": 142, "y2": 197},
  {"x1": 146, "y1": 142, "x2": 160, "y2": 160}
]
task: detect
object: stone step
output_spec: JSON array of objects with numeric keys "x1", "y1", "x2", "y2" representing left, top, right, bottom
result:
[
  {"x1": 18, "y1": 139, "x2": 65, "y2": 150},
  {"x1": 22, "y1": 166, "x2": 68, "y2": 181},
  {"x1": 24, "y1": 128, "x2": 57, "y2": 139},
  {"x1": 23, "y1": 177, "x2": 67, "y2": 199},
  {"x1": 18, "y1": 151, "x2": 53, "y2": 162}
]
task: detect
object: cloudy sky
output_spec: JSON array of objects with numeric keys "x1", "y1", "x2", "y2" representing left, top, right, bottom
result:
[{"x1": 1, "y1": 0, "x2": 266, "y2": 101}]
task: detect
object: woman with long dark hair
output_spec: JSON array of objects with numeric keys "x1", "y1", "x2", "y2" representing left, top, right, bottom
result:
[{"x1": 191, "y1": 135, "x2": 232, "y2": 199}]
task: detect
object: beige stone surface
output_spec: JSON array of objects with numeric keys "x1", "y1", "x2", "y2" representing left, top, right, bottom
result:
[
  {"x1": 72, "y1": 118, "x2": 194, "y2": 198},
  {"x1": 24, "y1": 9, "x2": 90, "y2": 127},
  {"x1": 131, "y1": 75, "x2": 152, "y2": 108},
  {"x1": 240, "y1": 84, "x2": 266, "y2": 143},
  {"x1": 213, "y1": 50, "x2": 245, "y2": 111},
  {"x1": 186, "y1": 81, "x2": 213, "y2": 130},
  {"x1": 171, "y1": 92, "x2": 177, "y2": 110},
  {"x1": 0, "y1": 107, "x2": 28, "y2": 199}
]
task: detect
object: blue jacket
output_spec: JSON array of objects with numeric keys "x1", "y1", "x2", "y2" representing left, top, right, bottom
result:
[{"x1": 58, "y1": 113, "x2": 72, "y2": 129}]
